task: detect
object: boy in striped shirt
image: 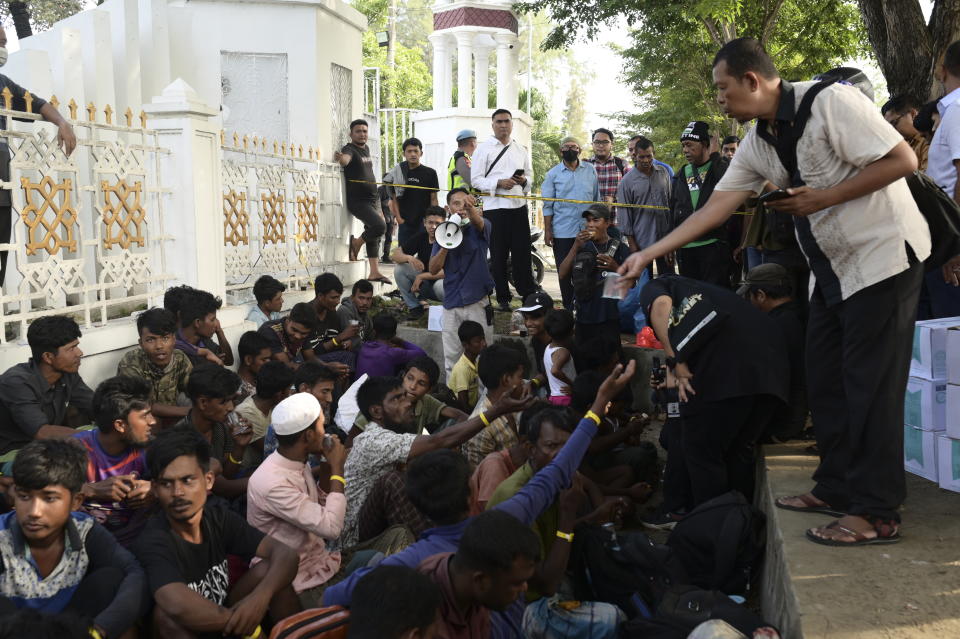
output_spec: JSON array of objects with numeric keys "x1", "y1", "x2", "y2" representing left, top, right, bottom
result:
[{"x1": 73, "y1": 376, "x2": 156, "y2": 547}]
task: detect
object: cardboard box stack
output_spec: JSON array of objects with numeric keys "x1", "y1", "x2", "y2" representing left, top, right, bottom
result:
[
  {"x1": 940, "y1": 325, "x2": 960, "y2": 492},
  {"x1": 905, "y1": 319, "x2": 960, "y2": 487}
]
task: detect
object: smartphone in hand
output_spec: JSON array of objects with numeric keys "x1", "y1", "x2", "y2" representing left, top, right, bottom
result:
[{"x1": 758, "y1": 189, "x2": 791, "y2": 204}]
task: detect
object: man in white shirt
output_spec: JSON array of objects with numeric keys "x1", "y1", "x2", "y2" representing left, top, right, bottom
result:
[
  {"x1": 921, "y1": 40, "x2": 960, "y2": 319},
  {"x1": 471, "y1": 109, "x2": 536, "y2": 312},
  {"x1": 931, "y1": 40, "x2": 960, "y2": 205},
  {"x1": 620, "y1": 37, "x2": 930, "y2": 547}
]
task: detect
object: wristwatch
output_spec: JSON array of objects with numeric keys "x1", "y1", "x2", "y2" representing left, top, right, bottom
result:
[{"x1": 665, "y1": 356, "x2": 677, "y2": 370}]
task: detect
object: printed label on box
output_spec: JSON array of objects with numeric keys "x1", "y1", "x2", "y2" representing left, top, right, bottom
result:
[
  {"x1": 905, "y1": 423, "x2": 924, "y2": 466},
  {"x1": 905, "y1": 389, "x2": 921, "y2": 429}
]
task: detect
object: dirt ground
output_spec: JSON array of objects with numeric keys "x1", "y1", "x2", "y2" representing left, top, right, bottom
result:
[{"x1": 761, "y1": 444, "x2": 960, "y2": 638}]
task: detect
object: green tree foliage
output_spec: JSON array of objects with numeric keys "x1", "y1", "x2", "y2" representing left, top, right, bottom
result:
[
  {"x1": 361, "y1": 30, "x2": 432, "y2": 111},
  {"x1": 518, "y1": 0, "x2": 869, "y2": 168},
  {"x1": 354, "y1": 0, "x2": 432, "y2": 111},
  {"x1": 522, "y1": 87, "x2": 561, "y2": 191},
  {"x1": 1, "y1": 0, "x2": 84, "y2": 33},
  {"x1": 561, "y1": 60, "x2": 589, "y2": 144}
]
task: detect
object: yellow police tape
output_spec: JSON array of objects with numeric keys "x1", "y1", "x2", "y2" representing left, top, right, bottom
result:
[{"x1": 349, "y1": 179, "x2": 753, "y2": 215}]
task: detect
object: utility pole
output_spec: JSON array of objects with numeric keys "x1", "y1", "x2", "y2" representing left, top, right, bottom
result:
[{"x1": 385, "y1": 0, "x2": 397, "y2": 107}]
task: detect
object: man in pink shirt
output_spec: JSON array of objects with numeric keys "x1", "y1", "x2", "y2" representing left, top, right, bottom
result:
[{"x1": 247, "y1": 393, "x2": 348, "y2": 608}]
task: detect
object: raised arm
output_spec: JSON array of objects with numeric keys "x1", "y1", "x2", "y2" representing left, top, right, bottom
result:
[
  {"x1": 618, "y1": 189, "x2": 748, "y2": 286},
  {"x1": 407, "y1": 387, "x2": 535, "y2": 459},
  {"x1": 494, "y1": 362, "x2": 636, "y2": 526}
]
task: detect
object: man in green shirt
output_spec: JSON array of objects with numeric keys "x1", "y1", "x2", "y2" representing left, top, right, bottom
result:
[
  {"x1": 353, "y1": 357, "x2": 467, "y2": 435},
  {"x1": 486, "y1": 406, "x2": 623, "y2": 602},
  {"x1": 668, "y1": 121, "x2": 731, "y2": 287},
  {"x1": 117, "y1": 308, "x2": 192, "y2": 423}
]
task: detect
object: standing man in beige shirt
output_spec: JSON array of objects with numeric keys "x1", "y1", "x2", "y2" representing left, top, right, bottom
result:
[{"x1": 620, "y1": 38, "x2": 931, "y2": 548}]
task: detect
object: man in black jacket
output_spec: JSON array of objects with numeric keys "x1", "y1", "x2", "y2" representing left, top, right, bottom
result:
[
  {"x1": 669, "y1": 121, "x2": 731, "y2": 287},
  {"x1": 740, "y1": 263, "x2": 807, "y2": 442}
]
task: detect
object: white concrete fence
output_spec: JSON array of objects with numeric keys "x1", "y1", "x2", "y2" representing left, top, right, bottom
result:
[{"x1": 0, "y1": 79, "x2": 363, "y2": 388}]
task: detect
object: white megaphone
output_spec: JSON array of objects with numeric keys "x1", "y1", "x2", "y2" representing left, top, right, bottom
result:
[{"x1": 436, "y1": 213, "x2": 466, "y2": 249}]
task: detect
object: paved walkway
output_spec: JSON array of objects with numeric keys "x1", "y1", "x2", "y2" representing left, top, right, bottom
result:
[{"x1": 759, "y1": 443, "x2": 960, "y2": 638}]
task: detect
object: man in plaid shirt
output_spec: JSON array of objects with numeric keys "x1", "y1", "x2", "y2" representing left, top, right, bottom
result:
[{"x1": 586, "y1": 127, "x2": 629, "y2": 206}]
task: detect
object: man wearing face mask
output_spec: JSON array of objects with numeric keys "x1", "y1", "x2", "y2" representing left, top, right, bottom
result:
[
  {"x1": 541, "y1": 137, "x2": 599, "y2": 308},
  {"x1": 0, "y1": 28, "x2": 78, "y2": 286}
]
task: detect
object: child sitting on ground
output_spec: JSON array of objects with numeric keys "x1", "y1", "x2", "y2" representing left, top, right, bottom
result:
[
  {"x1": 448, "y1": 320, "x2": 487, "y2": 412},
  {"x1": 543, "y1": 309, "x2": 577, "y2": 406},
  {"x1": 0, "y1": 440, "x2": 146, "y2": 639}
]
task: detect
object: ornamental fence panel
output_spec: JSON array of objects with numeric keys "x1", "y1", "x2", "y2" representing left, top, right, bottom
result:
[{"x1": 0, "y1": 90, "x2": 173, "y2": 344}]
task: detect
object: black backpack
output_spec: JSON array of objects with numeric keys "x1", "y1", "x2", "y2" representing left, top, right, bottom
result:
[
  {"x1": 771, "y1": 79, "x2": 960, "y2": 269},
  {"x1": 571, "y1": 238, "x2": 621, "y2": 301},
  {"x1": 666, "y1": 491, "x2": 765, "y2": 596},
  {"x1": 569, "y1": 525, "x2": 688, "y2": 620},
  {"x1": 906, "y1": 170, "x2": 960, "y2": 268},
  {"x1": 621, "y1": 585, "x2": 775, "y2": 639}
]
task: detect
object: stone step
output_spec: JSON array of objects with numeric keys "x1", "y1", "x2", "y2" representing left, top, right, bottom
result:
[{"x1": 758, "y1": 443, "x2": 960, "y2": 638}]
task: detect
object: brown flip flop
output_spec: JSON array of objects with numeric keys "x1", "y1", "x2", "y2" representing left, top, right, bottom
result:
[
  {"x1": 806, "y1": 518, "x2": 901, "y2": 547},
  {"x1": 775, "y1": 493, "x2": 845, "y2": 517}
]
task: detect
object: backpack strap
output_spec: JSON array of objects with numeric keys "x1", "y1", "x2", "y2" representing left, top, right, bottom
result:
[
  {"x1": 484, "y1": 144, "x2": 512, "y2": 178},
  {"x1": 759, "y1": 79, "x2": 838, "y2": 187},
  {"x1": 614, "y1": 156, "x2": 626, "y2": 175}
]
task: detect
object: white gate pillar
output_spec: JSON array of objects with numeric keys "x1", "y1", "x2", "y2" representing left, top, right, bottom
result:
[{"x1": 143, "y1": 79, "x2": 225, "y2": 298}]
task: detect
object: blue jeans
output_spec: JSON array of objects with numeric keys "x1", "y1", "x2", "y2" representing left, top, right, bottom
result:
[
  {"x1": 917, "y1": 268, "x2": 960, "y2": 320},
  {"x1": 745, "y1": 246, "x2": 762, "y2": 271},
  {"x1": 395, "y1": 262, "x2": 445, "y2": 309}
]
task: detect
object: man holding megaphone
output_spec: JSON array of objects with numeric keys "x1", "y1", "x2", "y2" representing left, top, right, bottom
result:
[{"x1": 429, "y1": 188, "x2": 495, "y2": 376}]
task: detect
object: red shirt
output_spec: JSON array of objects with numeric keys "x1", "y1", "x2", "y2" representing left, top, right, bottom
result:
[{"x1": 469, "y1": 449, "x2": 519, "y2": 515}]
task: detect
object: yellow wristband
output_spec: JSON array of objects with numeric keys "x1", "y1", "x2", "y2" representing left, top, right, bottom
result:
[
  {"x1": 228, "y1": 452, "x2": 242, "y2": 464},
  {"x1": 89, "y1": 629, "x2": 104, "y2": 639},
  {"x1": 330, "y1": 475, "x2": 346, "y2": 486},
  {"x1": 585, "y1": 410, "x2": 601, "y2": 425},
  {"x1": 531, "y1": 377, "x2": 541, "y2": 387},
  {"x1": 332, "y1": 338, "x2": 340, "y2": 347},
  {"x1": 556, "y1": 531, "x2": 574, "y2": 543},
  {"x1": 244, "y1": 625, "x2": 262, "y2": 639},
  {"x1": 479, "y1": 412, "x2": 491, "y2": 427}
]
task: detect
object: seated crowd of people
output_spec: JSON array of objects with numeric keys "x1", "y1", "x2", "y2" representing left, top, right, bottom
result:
[{"x1": 0, "y1": 265, "x2": 682, "y2": 638}]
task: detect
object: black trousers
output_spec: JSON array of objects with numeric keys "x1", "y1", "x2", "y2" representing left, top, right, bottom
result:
[
  {"x1": 551, "y1": 237, "x2": 576, "y2": 309},
  {"x1": 677, "y1": 241, "x2": 731, "y2": 288},
  {"x1": 808, "y1": 262, "x2": 923, "y2": 521},
  {"x1": 484, "y1": 206, "x2": 536, "y2": 304},
  {"x1": 381, "y1": 204, "x2": 395, "y2": 258},
  {"x1": 664, "y1": 394, "x2": 780, "y2": 511},
  {"x1": 347, "y1": 200, "x2": 386, "y2": 258}
]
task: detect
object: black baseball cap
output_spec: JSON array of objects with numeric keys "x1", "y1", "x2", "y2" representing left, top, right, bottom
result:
[
  {"x1": 518, "y1": 291, "x2": 554, "y2": 313},
  {"x1": 581, "y1": 203, "x2": 613, "y2": 220},
  {"x1": 737, "y1": 263, "x2": 791, "y2": 297}
]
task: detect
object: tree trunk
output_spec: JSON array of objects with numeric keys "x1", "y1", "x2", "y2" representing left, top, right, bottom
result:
[
  {"x1": 8, "y1": 1, "x2": 32, "y2": 39},
  {"x1": 858, "y1": 0, "x2": 960, "y2": 101}
]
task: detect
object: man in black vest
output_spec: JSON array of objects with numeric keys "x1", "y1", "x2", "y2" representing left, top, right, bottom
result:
[{"x1": 669, "y1": 121, "x2": 730, "y2": 287}]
